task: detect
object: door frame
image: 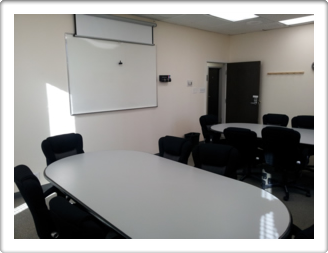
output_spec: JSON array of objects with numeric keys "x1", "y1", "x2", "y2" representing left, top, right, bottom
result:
[{"x1": 206, "y1": 62, "x2": 227, "y2": 123}]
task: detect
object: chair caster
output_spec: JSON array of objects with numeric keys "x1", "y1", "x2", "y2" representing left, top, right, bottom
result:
[{"x1": 283, "y1": 195, "x2": 289, "y2": 201}]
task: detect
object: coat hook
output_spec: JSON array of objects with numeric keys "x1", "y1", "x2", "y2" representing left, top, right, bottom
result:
[{"x1": 119, "y1": 61, "x2": 123, "y2": 65}]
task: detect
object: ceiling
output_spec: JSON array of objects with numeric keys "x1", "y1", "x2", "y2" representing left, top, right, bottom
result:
[{"x1": 133, "y1": 14, "x2": 314, "y2": 35}]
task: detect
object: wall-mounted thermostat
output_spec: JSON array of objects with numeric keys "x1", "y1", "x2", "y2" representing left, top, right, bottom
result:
[{"x1": 159, "y1": 75, "x2": 171, "y2": 82}]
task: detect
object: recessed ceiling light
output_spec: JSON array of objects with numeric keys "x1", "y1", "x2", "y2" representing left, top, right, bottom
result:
[
  {"x1": 279, "y1": 15, "x2": 314, "y2": 25},
  {"x1": 209, "y1": 14, "x2": 258, "y2": 22}
]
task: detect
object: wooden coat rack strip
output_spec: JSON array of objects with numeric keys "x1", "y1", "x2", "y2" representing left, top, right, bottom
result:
[{"x1": 267, "y1": 71, "x2": 304, "y2": 75}]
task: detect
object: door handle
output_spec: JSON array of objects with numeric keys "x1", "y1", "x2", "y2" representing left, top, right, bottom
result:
[
  {"x1": 251, "y1": 95, "x2": 259, "y2": 105},
  {"x1": 250, "y1": 100, "x2": 260, "y2": 105}
]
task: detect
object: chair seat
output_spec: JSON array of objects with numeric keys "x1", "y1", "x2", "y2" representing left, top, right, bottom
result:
[
  {"x1": 14, "y1": 165, "x2": 121, "y2": 239},
  {"x1": 261, "y1": 126, "x2": 311, "y2": 201},
  {"x1": 199, "y1": 115, "x2": 222, "y2": 143},
  {"x1": 223, "y1": 127, "x2": 260, "y2": 181},
  {"x1": 192, "y1": 143, "x2": 239, "y2": 179},
  {"x1": 291, "y1": 115, "x2": 314, "y2": 171},
  {"x1": 158, "y1": 135, "x2": 193, "y2": 164},
  {"x1": 263, "y1": 113, "x2": 289, "y2": 127},
  {"x1": 41, "y1": 133, "x2": 85, "y2": 200}
]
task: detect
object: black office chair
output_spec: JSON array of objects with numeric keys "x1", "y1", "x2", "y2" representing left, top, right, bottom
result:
[
  {"x1": 49, "y1": 197, "x2": 121, "y2": 239},
  {"x1": 157, "y1": 136, "x2": 193, "y2": 164},
  {"x1": 199, "y1": 115, "x2": 222, "y2": 143},
  {"x1": 223, "y1": 127, "x2": 260, "y2": 181},
  {"x1": 261, "y1": 127, "x2": 311, "y2": 201},
  {"x1": 41, "y1": 133, "x2": 84, "y2": 165},
  {"x1": 293, "y1": 224, "x2": 314, "y2": 239},
  {"x1": 192, "y1": 143, "x2": 239, "y2": 179},
  {"x1": 14, "y1": 165, "x2": 120, "y2": 239},
  {"x1": 291, "y1": 115, "x2": 314, "y2": 129},
  {"x1": 41, "y1": 133, "x2": 84, "y2": 198},
  {"x1": 263, "y1": 113, "x2": 289, "y2": 127},
  {"x1": 291, "y1": 115, "x2": 314, "y2": 167}
]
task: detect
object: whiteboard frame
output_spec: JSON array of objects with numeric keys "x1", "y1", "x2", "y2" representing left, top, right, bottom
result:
[{"x1": 65, "y1": 34, "x2": 158, "y2": 115}]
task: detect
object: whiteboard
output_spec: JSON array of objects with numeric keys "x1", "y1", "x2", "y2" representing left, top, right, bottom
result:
[{"x1": 65, "y1": 34, "x2": 157, "y2": 115}]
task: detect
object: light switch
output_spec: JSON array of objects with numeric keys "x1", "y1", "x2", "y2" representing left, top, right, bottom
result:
[
  {"x1": 192, "y1": 88, "x2": 199, "y2": 94},
  {"x1": 200, "y1": 87, "x2": 206, "y2": 93}
]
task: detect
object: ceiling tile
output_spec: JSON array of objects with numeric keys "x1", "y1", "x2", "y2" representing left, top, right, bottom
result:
[{"x1": 132, "y1": 14, "x2": 313, "y2": 35}]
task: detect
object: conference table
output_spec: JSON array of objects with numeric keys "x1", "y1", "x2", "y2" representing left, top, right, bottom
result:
[
  {"x1": 44, "y1": 150, "x2": 292, "y2": 239},
  {"x1": 211, "y1": 123, "x2": 314, "y2": 145}
]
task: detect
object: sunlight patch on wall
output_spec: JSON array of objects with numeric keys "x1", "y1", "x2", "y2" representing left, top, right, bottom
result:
[{"x1": 46, "y1": 83, "x2": 75, "y2": 136}]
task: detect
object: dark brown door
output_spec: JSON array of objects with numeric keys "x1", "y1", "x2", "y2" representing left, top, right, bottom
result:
[
  {"x1": 226, "y1": 61, "x2": 260, "y2": 123},
  {"x1": 207, "y1": 68, "x2": 220, "y2": 116}
]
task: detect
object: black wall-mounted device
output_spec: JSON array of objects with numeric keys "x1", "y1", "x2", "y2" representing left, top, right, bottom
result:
[{"x1": 159, "y1": 75, "x2": 171, "y2": 82}]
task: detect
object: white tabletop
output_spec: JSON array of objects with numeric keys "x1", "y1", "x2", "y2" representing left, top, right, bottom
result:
[
  {"x1": 44, "y1": 150, "x2": 291, "y2": 239},
  {"x1": 211, "y1": 123, "x2": 314, "y2": 145}
]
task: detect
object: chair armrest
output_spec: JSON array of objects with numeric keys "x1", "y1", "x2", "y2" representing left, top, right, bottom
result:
[{"x1": 43, "y1": 186, "x2": 65, "y2": 198}]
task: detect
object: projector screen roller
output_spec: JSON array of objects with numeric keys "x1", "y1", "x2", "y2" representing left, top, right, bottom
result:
[{"x1": 75, "y1": 14, "x2": 154, "y2": 45}]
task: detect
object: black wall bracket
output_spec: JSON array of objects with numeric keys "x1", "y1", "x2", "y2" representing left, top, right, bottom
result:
[{"x1": 159, "y1": 75, "x2": 171, "y2": 82}]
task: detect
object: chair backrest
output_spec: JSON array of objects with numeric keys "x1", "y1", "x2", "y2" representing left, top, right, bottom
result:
[
  {"x1": 41, "y1": 133, "x2": 84, "y2": 165},
  {"x1": 291, "y1": 115, "x2": 314, "y2": 129},
  {"x1": 199, "y1": 115, "x2": 221, "y2": 143},
  {"x1": 158, "y1": 136, "x2": 193, "y2": 164},
  {"x1": 15, "y1": 165, "x2": 110, "y2": 239},
  {"x1": 223, "y1": 127, "x2": 258, "y2": 166},
  {"x1": 261, "y1": 127, "x2": 300, "y2": 169},
  {"x1": 263, "y1": 113, "x2": 289, "y2": 127},
  {"x1": 192, "y1": 143, "x2": 239, "y2": 179},
  {"x1": 14, "y1": 165, "x2": 57, "y2": 239}
]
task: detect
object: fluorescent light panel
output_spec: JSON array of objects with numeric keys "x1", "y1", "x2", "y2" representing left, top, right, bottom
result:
[
  {"x1": 209, "y1": 14, "x2": 258, "y2": 22},
  {"x1": 280, "y1": 15, "x2": 314, "y2": 25}
]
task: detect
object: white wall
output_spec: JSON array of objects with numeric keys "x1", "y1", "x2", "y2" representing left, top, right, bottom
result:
[
  {"x1": 14, "y1": 15, "x2": 75, "y2": 190},
  {"x1": 14, "y1": 14, "x2": 230, "y2": 191},
  {"x1": 14, "y1": 15, "x2": 314, "y2": 192},
  {"x1": 229, "y1": 24, "x2": 314, "y2": 125}
]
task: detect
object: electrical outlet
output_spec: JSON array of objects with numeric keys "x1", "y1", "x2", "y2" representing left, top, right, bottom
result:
[{"x1": 192, "y1": 88, "x2": 199, "y2": 94}]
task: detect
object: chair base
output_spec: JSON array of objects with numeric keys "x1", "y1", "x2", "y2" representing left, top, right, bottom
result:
[
  {"x1": 239, "y1": 171, "x2": 262, "y2": 182},
  {"x1": 261, "y1": 171, "x2": 311, "y2": 201},
  {"x1": 238, "y1": 162, "x2": 263, "y2": 182},
  {"x1": 304, "y1": 165, "x2": 314, "y2": 172}
]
